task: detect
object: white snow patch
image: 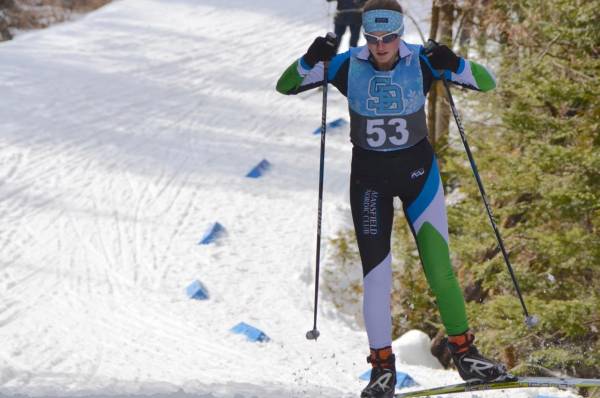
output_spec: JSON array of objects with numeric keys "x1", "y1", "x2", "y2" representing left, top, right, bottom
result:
[{"x1": 393, "y1": 330, "x2": 443, "y2": 369}]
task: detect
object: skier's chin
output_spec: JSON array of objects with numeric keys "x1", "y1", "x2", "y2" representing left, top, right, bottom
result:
[{"x1": 375, "y1": 53, "x2": 392, "y2": 64}]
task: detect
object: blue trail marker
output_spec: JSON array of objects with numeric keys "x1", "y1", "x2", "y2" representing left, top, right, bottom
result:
[
  {"x1": 312, "y1": 117, "x2": 347, "y2": 134},
  {"x1": 230, "y1": 322, "x2": 270, "y2": 343},
  {"x1": 199, "y1": 222, "x2": 225, "y2": 245},
  {"x1": 246, "y1": 159, "x2": 271, "y2": 178},
  {"x1": 186, "y1": 280, "x2": 209, "y2": 300}
]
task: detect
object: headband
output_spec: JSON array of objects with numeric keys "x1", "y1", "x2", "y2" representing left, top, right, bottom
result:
[{"x1": 362, "y1": 9, "x2": 404, "y2": 35}]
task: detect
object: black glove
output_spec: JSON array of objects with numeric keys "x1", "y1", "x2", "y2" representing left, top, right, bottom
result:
[
  {"x1": 302, "y1": 34, "x2": 338, "y2": 68},
  {"x1": 426, "y1": 43, "x2": 461, "y2": 73}
]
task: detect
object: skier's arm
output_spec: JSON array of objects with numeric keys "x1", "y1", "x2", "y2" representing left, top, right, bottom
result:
[
  {"x1": 275, "y1": 58, "x2": 325, "y2": 95},
  {"x1": 441, "y1": 58, "x2": 497, "y2": 92},
  {"x1": 276, "y1": 52, "x2": 349, "y2": 95},
  {"x1": 421, "y1": 45, "x2": 496, "y2": 92},
  {"x1": 276, "y1": 35, "x2": 340, "y2": 95}
]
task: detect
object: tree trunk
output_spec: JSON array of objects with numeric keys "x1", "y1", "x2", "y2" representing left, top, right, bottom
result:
[
  {"x1": 458, "y1": 1, "x2": 474, "y2": 55},
  {"x1": 433, "y1": 0, "x2": 455, "y2": 157},
  {"x1": 427, "y1": 1, "x2": 440, "y2": 147}
]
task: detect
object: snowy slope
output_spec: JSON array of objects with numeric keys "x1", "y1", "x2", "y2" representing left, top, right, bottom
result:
[{"x1": 0, "y1": 1, "x2": 581, "y2": 397}]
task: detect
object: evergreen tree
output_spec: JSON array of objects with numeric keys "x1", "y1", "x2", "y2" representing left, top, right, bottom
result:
[{"x1": 442, "y1": 0, "x2": 599, "y2": 377}]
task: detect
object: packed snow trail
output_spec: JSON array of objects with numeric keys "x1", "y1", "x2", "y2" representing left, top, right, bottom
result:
[{"x1": 0, "y1": 1, "x2": 582, "y2": 397}]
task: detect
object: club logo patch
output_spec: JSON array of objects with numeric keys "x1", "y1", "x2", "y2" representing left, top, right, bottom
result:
[{"x1": 366, "y1": 76, "x2": 405, "y2": 115}]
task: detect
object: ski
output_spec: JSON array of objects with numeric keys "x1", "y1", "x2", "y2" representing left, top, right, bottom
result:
[{"x1": 394, "y1": 376, "x2": 600, "y2": 397}]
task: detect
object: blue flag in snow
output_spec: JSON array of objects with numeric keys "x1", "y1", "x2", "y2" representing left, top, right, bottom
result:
[
  {"x1": 186, "y1": 280, "x2": 209, "y2": 300},
  {"x1": 230, "y1": 322, "x2": 270, "y2": 343},
  {"x1": 246, "y1": 159, "x2": 271, "y2": 178},
  {"x1": 199, "y1": 222, "x2": 226, "y2": 245},
  {"x1": 312, "y1": 118, "x2": 348, "y2": 134}
]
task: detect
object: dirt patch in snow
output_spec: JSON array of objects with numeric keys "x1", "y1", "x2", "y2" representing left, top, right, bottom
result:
[{"x1": 0, "y1": 0, "x2": 110, "y2": 41}]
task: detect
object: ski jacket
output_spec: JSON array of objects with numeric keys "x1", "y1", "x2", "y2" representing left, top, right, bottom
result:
[
  {"x1": 326, "y1": 0, "x2": 366, "y2": 26},
  {"x1": 276, "y1": 40, "x2": 496, "y2": 152}
]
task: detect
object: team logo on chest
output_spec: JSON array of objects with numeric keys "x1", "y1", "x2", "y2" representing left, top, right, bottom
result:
[{"x1": 366, "y1": 76, "x2": 405, "y2": 115}]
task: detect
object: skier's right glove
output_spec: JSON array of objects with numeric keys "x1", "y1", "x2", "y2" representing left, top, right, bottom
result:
[{"x1": 302, "y1": 34, "x2": 338, "y2": 68}]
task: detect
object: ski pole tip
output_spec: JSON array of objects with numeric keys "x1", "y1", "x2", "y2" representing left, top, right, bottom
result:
[
  {"x1": 525, "y1": 315, "x2": 539, "y2": 328},
  {"x1": 306, "y1": 329, "x2": 320, "y2": 341}
]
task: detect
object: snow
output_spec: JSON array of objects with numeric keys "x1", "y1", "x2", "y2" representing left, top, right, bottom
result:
[
  {"x1": 0, "y1": 1, "x2": 582, "y2": 397},
  {"x1": 393, "y1": 330, "x2": 443, "y2": 370}
]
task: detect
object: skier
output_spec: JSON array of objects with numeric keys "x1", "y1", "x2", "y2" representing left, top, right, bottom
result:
[
  {"x1": 276, "y1": 0, "x2": 514, "y2": 397},
  {"x1": 326, "y1": 0, "x2": 367, "y2": 53}
]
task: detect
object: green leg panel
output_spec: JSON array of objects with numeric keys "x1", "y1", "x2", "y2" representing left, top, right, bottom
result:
[{"x1": 416, "y1": 222, "x2": 469, "y2": 335}]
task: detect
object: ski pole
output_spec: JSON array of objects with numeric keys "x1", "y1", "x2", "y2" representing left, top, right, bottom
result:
[
  {"x1": 426, "y1": 40, "x2": 538, "y2": 328},
  {"x1": 306, "y1": 42, "x2": 335, "y2": 341},
  {"x1": 306, "y1": 60, "x2": 328, "y2": 341}
]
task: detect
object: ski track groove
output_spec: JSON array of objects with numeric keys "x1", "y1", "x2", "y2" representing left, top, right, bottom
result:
[
  {"x1": 126, "y1": 172, "x2": 144, "y2": 285},
  {"x1": 156, "y1": 171, "x2": 196, "y2": 288}
]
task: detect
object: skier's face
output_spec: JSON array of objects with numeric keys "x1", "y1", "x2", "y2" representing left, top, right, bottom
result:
[{"x1": 366, "y1": 31, "x2": 400, "y2": 70}]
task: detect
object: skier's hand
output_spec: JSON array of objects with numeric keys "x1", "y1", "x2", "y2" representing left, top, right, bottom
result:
[
  {"x1": 302, "y1": 34, "x2": 338, "y2": 68},
  {"x1": 426, "y1": 43, "x2": 461, "y2": 73}
]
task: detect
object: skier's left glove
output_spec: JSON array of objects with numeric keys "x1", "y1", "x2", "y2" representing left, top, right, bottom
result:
[
  {"x1": 426, "y1": 44, "x2": 461, "y2": 73},
  {"x1": 302, "y1": 33, "x2": 338, "y2": 68}
]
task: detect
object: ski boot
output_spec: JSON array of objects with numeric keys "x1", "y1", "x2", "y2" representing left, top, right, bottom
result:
[
  {"x1": 361, "y1": 346, "x2": 396, "y2": 398},
  {"x1": 446, "y1": 331, "x2": 516, "y2": 383}
]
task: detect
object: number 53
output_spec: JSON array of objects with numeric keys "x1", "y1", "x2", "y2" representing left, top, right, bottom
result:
[{"x1": 366, "y1": 118, "x2": 410, "y2": 148}]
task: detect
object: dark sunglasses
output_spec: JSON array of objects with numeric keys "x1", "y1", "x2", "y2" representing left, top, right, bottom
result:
[{"x1": 363, "y1": 28, "x2": 402, "y2": 44}]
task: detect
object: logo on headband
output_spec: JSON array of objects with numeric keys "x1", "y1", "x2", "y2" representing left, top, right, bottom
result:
[{"x1": 375, "y1": 17, "x2": 389, "y2": 23}]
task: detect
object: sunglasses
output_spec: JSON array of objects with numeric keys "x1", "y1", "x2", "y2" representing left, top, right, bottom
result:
[{"x1": 364, "y1": 28, "x2": 402, "y2": 44}]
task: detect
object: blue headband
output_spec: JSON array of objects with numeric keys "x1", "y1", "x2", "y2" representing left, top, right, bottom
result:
[{"x1": 362, "y1": 9, "x2": 404, "y2": 35}]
